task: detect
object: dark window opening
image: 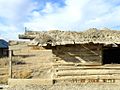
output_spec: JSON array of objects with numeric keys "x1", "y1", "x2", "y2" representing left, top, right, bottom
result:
[
  {"x1": 102, "y1": 47, "x2": 120, "y2": 64},
  {"x1": 43, "y1": 44, "x2": 52, "y2": 49},
  {"x1": 47, "y1": 40, "x2": 52, "y2": 44}
]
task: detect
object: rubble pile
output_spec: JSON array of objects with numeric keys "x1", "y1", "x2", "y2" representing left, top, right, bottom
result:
[{"x1": 19, "y1": 28, "x2": 120, "y2": 46}]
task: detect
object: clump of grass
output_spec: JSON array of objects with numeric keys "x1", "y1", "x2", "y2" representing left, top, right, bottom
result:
[
  {"x1": 0, "y1": 57, "x2": 9, "y2": 67},
  {"x1": 0, "y1": 75, "x2": 8, "y2": 84},
  {"x1": 13, "y1": 69, "x2": 32, "y2": 79}
]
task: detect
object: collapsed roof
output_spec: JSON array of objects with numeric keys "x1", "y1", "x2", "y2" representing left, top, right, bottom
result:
[{"x1": 19, "y1": 28, "x2": 120, "y2": 46}]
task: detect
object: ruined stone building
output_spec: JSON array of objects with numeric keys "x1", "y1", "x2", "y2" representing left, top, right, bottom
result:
[{"x1": 18, "y1": 28, "x2": 120, "y2": 83}]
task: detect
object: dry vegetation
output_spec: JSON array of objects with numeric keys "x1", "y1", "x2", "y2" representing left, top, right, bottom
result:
[
  {"x1": 0, "y1": 43, "x2": 53, "y2": 86},
  {"x1": 0, "y1": 58, "x2": 8, "y2": 67},
  {"x1": 0, "y1": 56, "x2": 28, "y2": 84},
  {"x1": 12, "y1": 69, "x2": 32, "y2": 79},
  {"x1": 0, "y1": 57, "x2": 9, "y2": 84},
  {"x1": 10, "y1": 44, "x2": 53, "y2": 79}
]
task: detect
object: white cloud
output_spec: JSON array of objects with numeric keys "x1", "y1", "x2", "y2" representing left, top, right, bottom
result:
[
  {"x1": 25, "y1": 0, "x2": 120, "y2": 31},
  {"x1": 0, "y1": 23, "x2": 24, "y2": 40},
  {"x1": 0, "y1": 24, "x2": 17, "y2": 32},
  {"x1": 0, "y1": 0, "x2": 36, "y2": 40},
  {"x1": 83, "y1": 3, "x2": 120, "y2": 29},
  {"x1": 1, "y1": 0, "x2": 120, "y2": 40},
  {"x1": 41, "y1": 3, "x2": 55, "y2": 13},
  {"x1": 24, "y1": 0, "x2": 88, "y2": 30},
  {"x1": 0, "y1": 0, "x2": 31, "y2": 22}
]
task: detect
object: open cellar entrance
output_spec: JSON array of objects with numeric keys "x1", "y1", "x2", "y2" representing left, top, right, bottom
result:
[{"x1": 102, "y1": 47, "x2": 120, "y2": 64}]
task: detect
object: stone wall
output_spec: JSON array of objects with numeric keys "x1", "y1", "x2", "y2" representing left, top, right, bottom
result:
[{"x1": 52, "y1": 43, "x2": 102, "y2": 64}]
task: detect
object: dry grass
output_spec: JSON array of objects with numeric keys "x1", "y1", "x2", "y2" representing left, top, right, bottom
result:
[
  {"x1": 0, "y1": 44, "x2": 53, "y2": 85},
  {"x1": 0, "y1": 56, "x2": 27, "y2": 84},
  {"x1": 0, "y1": 56, "x2": 26, "y2": 67},
  {"x1": 13, "y1": 69, "x2": 32, "y2": 79},
  {"x1": 0, "y1": 57, "x2": 9, "y2": 84},
  {"x1": 0, "y1": 75, "x2": 8, "y2": 84},
  {"x1": 0, "y1": 57, "x2": 9, "y2": 67}
]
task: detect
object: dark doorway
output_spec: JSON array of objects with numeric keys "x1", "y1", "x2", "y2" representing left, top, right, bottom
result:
[{"x1": 102, "y1": 47, "x2": 120, "y2": 64}]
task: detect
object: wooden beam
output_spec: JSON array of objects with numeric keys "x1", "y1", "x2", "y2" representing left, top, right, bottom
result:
[{"x1": 9, "y1": 50, "x2": 13, "y2": 78}]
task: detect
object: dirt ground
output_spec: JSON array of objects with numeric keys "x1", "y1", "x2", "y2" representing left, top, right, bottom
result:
[{"x1": 7, "y1": 83, "x2": 120, "y2": 90}]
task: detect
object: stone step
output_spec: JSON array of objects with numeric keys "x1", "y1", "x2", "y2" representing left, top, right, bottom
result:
[
  {"x1": 53, "y1": 63, "x2": 101, "y2": 67},
  {"x1": 55, "y1": 66, "x2": 120, "y2": 71},
  {"x1": 0, "y1": 85, "x2": 8, "y2": 89},
  {"x1": 53, "y1": 75, "x2": 118, "y2": 84},
  {"x1": 55, "y1": 70, "x2": 120, "y2": 78},
  {"x1": 54, "y1": 74, "x2": 120, "y2": 80}
]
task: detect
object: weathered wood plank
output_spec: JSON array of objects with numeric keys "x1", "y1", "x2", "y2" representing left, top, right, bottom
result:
[
  {"x1": 56, "y1": 70, "x2": 120, "y2": 77},
  {"x1": 9, "y1": 50, "x2": 13, "y2": 78},
  {"x1": 53, "y1": 63, "x2": 102, "y2": 67},
  {"x1": 55, "y1": 67, "x2": 120, "y2": 71},
  {"x1": 8, "y1": 79, "x2": 53, "y2": 87},
  {"x1": 54, "y1": 75, "x2": 120, "y2": 80}
]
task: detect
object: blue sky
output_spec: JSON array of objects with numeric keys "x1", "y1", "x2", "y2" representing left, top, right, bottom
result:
[{"x1": 0, "y1": 0, "x2": 120, "y2": 40}]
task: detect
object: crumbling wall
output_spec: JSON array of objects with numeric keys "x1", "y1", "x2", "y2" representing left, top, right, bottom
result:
[{"x1": 52, "y1": 44, "x2": 102, "y2": 64}]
